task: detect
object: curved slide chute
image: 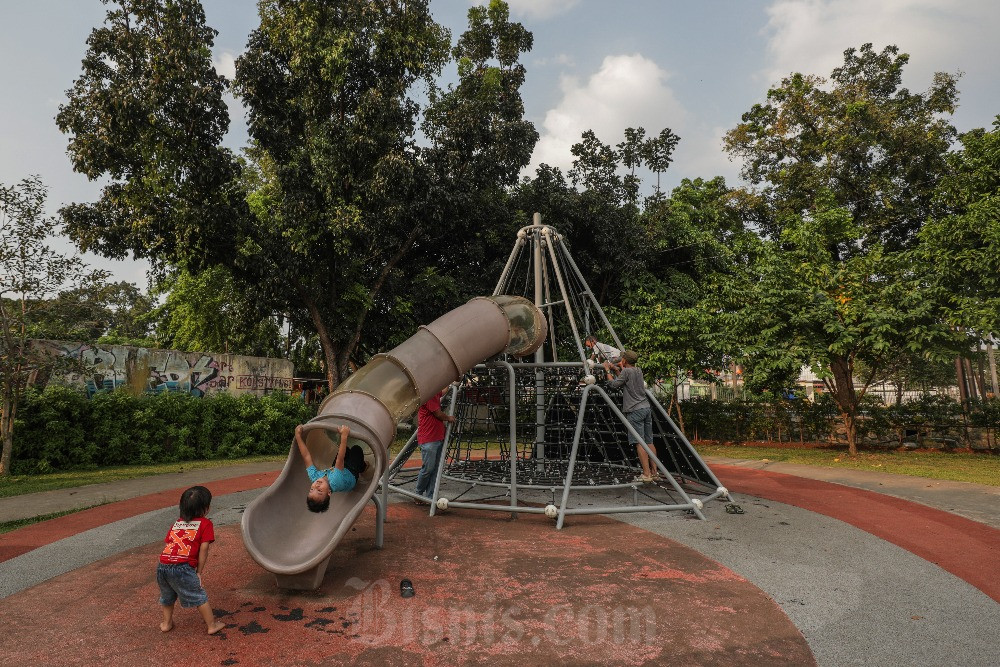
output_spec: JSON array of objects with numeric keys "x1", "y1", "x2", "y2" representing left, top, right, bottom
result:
[{"x1": 241, "y1": 296, "x2": 547, "y2": 589}]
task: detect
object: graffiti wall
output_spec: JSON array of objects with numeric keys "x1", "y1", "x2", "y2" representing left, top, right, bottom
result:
[{"x1": 33, "y1": 340, "x2": 295, "y2": 398}]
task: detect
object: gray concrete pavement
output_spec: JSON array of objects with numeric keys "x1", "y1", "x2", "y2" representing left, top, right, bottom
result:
[
  {"x1": 0, "y1": 461, "x2": 284, "y2": 523},
  {"x1": 2, "y1": 456, "x2": 996, "y2": 529},
  {"x1": 2, "y1": 479, "x2": 998, "y2": 667},
  {"x1": 620, "y1": 494, "x2": 1000, "y2": 667}
]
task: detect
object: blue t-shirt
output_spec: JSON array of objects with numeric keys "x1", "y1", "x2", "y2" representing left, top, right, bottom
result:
[{"x1": 307, "y1": 465, "x2": 356, "y2": 493}]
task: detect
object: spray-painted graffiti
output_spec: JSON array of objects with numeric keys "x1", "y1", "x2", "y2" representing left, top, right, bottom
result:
[
  {"x1": 149, "y1": 354, "x2": 224, "y2": 396},
  {"x1": 34, "y1": 341, "x2": 294, "y2": 398}
]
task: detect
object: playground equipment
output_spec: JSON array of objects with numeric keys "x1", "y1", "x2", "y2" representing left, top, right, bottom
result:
[
  {"x1": 385, "y1": 216, "x2": 728, "y2": 526},
  {"x1": 242, "y1": 215, "x2": 726, "y2": 590},
  {"x1": 241, "y1": 295, "x2": 547, "y2": 589}
]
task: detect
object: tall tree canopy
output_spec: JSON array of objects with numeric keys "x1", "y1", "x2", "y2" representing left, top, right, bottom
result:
[
  {"x1": 232, "y1": 0, "x2": 536, "y2": 386},
  {"x1": 56, "y1": 0, "x2": 244, "y2": 269},
  {"x1": 918, "y1": 117, "x2": 1000, "y2": 338},
  {"x1": 58, "y1": 0, "x2": 538, "y2": 386},
  {"x1": 723, "y1": 44, "x2": 964, "y2": 452}
]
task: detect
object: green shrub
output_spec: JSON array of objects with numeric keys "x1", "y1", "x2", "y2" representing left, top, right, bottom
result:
[
  {"x1": 13, "y1": 386, "x2": 91, "y2": 474},
  {"x1": 679, "y1": 392, "x2": 994, "y2": 448},
  {"x1": 11, "y1": 388, "x2": 316, "y2": 472}
]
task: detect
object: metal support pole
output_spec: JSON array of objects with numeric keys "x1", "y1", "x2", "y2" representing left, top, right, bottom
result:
[
  {"x1": 556, "y1": 384, "x2": 595, "y2": 529},
  {"x1": 541, "y1": 241, "x2": 557, "y2": 362},
  {"x1": 557, "y1": 238, "x2": 626, "y2": 352},
  {"x1": 542, "y1": 228, "x2": 588, "y2": 362},
  {"x1": 494, "y1": 237, "x2": 525, "y2": 296},
  {"x1": 429, "y1": 383, "x2": 459, "y2": 516},
  {"x1": 591, "y1": 386, "x2": 706, "y2": 520},
  {"x1": 501, "y1": 361, "x2": 518, "y2": 517},
  {"x1": 533, "y1": 219, "x2": 546, "y2": 462},
  {"x1": 370, "y1": 493, "x2": 384, "y2": 548}
]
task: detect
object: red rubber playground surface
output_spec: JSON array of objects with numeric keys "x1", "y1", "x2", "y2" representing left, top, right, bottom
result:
[{"x1": 0, "y1": 464, "x2": 997, "y2": 666}]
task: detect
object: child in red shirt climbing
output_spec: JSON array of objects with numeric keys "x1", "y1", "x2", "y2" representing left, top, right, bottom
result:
[{"x1": 157, "y1": 485, "x2": 225, "y2": 635}]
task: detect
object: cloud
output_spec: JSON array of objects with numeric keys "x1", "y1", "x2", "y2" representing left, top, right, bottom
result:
[
  {"x1": 760, "y1": 0, "x2": 997, "y2": 90},
  {"x1": 530, "y1": 54, "x2": 688, "y2": 175},
  {"x1": 212, "y1": 50, "x2": 237, "y2": 80},
  {"x1": 493, "y1": 0, "x2": 580, "y2": 21}
]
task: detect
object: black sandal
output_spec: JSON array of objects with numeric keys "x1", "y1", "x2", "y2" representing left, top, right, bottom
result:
[
  {"x1": 725, "y1": 503, "x2": 744, "y2": 514},
  {"x1": 400, "y1": 579, "x2": 415, "y2": 598}
]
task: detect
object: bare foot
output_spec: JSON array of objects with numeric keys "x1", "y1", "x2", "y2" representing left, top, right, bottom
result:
[
  {"x1": 207, "y1": 621, "x2": 226, "y2": 635},
  {"x1": 160, "y1": 621, "x2": 174, "y2": 632}
]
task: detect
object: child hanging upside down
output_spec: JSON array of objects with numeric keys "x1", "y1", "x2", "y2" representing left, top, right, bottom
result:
[{"x1": 296, "y1": 424, "x2": 367, "y2": 513}]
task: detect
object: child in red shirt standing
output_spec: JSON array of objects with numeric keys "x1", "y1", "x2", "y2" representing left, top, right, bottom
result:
[
  {"x1": 157, "y1": 485, "x2": 225, "y2": 635},
  {"x1": 415, "y1": 389, "x2": 457, "y2": 499}
]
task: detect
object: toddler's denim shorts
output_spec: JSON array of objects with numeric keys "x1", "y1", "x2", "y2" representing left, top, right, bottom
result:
[{"x1": 157, "y1": 562, "x2": 207, "y2": 608}]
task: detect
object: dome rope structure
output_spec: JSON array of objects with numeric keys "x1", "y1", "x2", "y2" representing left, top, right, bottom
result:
[{"x1": 382, "y1": 215, "x2": 728, "y2": 527}]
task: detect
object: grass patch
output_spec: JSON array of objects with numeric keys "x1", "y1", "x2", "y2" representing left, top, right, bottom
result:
[
  {"x1": 695, "y1": 443, "x2": 1000, "y2": 486},
  {"x1": 0, "y1": 455, "x2": 285, "y2": 499},
  {"x1": 0, "y1": 504, "x2": 110, "y2": 535}
]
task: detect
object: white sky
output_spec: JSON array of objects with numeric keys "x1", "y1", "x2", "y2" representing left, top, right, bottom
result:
[{"x1": 1, "y1": 0, "x2": 997, "y2": 287}]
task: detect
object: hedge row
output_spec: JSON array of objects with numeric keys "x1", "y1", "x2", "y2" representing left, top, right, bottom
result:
[
  {"x1": 11, "y1": 386, "x2": 316, "y2": 474},
  {"x1": 681, "y1": 394, "x2": 1000, "y2": 449},
  {"x1": 13, "y1": 387, "x2": 999, "y2": 475}
]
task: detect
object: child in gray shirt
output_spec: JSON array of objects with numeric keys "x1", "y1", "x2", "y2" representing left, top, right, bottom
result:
[{"x1": 604, "y1": 350, "x2": 655, "y2": 482}]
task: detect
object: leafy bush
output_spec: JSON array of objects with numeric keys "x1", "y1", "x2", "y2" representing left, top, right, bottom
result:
[
  {"x1": 681, "y1": 392, "x2": 998, "y2": 449},
  {"x1": 11, "y1": 387, "x2": 316, "y2": 472},
  {"x1": 13, "y1": 386, "x2": 92, "y2": 473}
]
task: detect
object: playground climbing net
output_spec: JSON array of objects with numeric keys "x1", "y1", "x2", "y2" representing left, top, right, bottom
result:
[{"x1": 431, "y1": 364, "x2": 718, "y2": 495}]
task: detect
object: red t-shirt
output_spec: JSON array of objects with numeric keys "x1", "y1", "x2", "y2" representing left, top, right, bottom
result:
[
  {"x1": 417, "y1": 391, "x2": 446, "y2": 444},
  {"x1": 160, "y1": 516, "x2": 215, "y2": 567}
]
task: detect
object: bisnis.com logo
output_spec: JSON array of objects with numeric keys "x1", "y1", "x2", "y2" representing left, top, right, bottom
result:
[{"x1": 342, "y1": 578, "x2": 657, "y2": 648}]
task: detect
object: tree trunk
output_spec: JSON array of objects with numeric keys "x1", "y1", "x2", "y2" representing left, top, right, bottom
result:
[
  {"x1": 955, "y1": 357, "x2": 969, "y2": 405},
  {"x1": 830, "y1": 356, "x2": 860, "y2": 455},
  {"x1": 1, "y1": 394, "x2": 13, "y2": 476},
  {"x1": 965, "y1": 358, "x2": 979, "y2": 400},
  {"x1": 842, "y1": 411, "x2": 858, "y2": 455},
  {"x1": 987, "y1": 340, "x2": 998, "y2": 395},
  {"x1": 303, "y1": 298, "x2": 340, "y2": 392},
  {"x1": 976, "y1": 355, "x2": 988, "y2": 399},
  {"x1": 674, "y1": 398, "x2": 686, "y2": 435}
]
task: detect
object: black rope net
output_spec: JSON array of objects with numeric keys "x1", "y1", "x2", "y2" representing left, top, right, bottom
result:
[
  {"x1": 389, "y1": 227, "x2": 719, "y2": 502},
  {"x1": 440, "y1": 365, "x2": 716, "y2": 494}
]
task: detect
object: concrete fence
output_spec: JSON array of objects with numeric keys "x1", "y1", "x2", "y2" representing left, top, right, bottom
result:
[{"x1": 30, "y1": 339, "x2": 294, "y2": 398}]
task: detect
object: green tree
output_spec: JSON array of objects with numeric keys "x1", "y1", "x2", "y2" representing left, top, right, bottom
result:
[
  {"x1": 723, "y1": 44, "x2": 962, "y2": 453},
  {"x1": 233, "y1": 0, "x2": 537, "y2": 387},
  {"x1": 918, "y1": 117, "x2": 1000, "y2": 337},
  {"x1": 616, "y1": 126, "x2": 646, "y2": 203},
  {"x1": 613, "y1": 177, "x2": 749, "y2": 427},
  {"x1": 640, "y1": 127, "x2": 680, "y2": 198},
  {"x1": 0, "y1": 177, "x2": 89, "y2": 475},
  {"x1": 32, "y1": 279, "x2": 155, "y2": 346},
  {"x1": 149, "y1": 265, "x2": 283, "y2": 357},
  {"x1": 231, "y1": 0, "x2": 449, "y2": 387},
  {"x1": 565, "y1": 130, "x2": 647, "y2": 304},
  {"x1": 56, "y1": 0, "x2": 244, "y2": 270},
  {"x1": 730, "y1": 195, "x2": 966, "y2": 452},
  {"x1": 417, "y1": 0, "x2": 539, "y2": 302}
]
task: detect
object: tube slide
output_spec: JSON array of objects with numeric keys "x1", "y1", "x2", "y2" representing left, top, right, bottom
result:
[{"x1": 241, "y1": 296, "x2": 547, "y2": 589}]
